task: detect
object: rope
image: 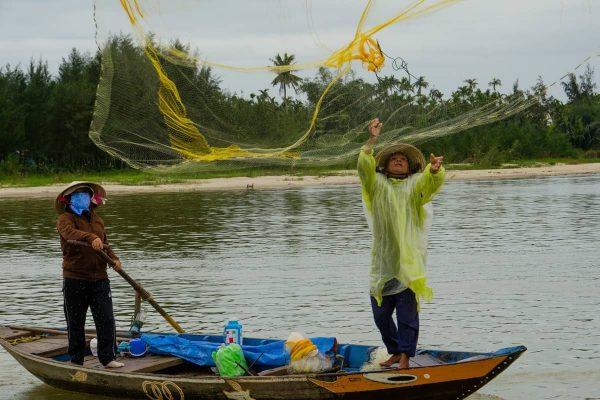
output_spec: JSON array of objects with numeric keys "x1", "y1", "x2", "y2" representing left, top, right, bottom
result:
[{"x1": 8, "y1": 335, "x2": 44, "y2": 345}]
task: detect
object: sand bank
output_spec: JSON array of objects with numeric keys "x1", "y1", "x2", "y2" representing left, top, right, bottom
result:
[{"x1": 1, "y1": 163, "x2": 599, "y2": 199}]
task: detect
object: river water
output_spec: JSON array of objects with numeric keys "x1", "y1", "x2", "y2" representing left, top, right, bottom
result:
[{"x1": 1, "y1": 174, "x2": 599, "y2": 399}]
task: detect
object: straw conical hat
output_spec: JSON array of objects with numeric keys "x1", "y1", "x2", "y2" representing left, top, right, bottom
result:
[
  {"x1": 55, "y1": 181, "x2": 106, "y2": 213},
  {"x1": 375, "y1": 143, "x2": 426, "y2": 174}
]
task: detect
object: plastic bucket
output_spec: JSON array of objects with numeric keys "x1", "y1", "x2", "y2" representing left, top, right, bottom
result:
[{"x1": 129, "y1": 339, "x2": 148, "y2": 357}]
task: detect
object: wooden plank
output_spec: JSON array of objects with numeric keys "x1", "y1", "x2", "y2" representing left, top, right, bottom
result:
[
  {"x1": 13, "y1": 336, "x2": 74, "y2": 357},
  {"x1": 258, "y1": 365, "x2": 289, "y2": 376},
  {"x1": 410, "y1": 354, "x2": 445, "y2": 367},
  {"x1": 84, "y1": 354, "x2": 186, "y2": 373},
  {"x1": 0, "y1": 326, "x2": 31, "y2": 340},
  {"x1": 258, "y1": 365, "x2": 341, "y2": 376},
  {"x1": 118, "y1": 355, "x2": 186, "y2": 373},
  {"x1": 8, "y1": 325, "x2": 68, "y2": 337},
  {"x1": 83, "y1": 355, "x2": 105, "y2": 369}
]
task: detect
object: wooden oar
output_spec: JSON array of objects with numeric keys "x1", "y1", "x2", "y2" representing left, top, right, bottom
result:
[{"x1": 67, "y1": 240, "x2": 185, "y2": 334}]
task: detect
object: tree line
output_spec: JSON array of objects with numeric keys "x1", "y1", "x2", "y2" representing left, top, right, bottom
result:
[{"x1": 1, "y1": 41, "x2": 599, "y2": 174}]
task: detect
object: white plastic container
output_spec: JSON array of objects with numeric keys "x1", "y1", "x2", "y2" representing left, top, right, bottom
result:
[
  {"x1": 223, "y1": 320, "x2": 243, "y2": 345},
  {"x1": 90, "y1": 338, "x2": 98, "y2": 356}
]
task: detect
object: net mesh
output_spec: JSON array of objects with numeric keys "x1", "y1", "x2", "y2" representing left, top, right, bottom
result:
[{"x1": 90, "y1": 0, "x2": 600, "y2": 171}]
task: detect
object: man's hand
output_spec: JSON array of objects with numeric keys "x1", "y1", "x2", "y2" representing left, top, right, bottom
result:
[
  {"x1": 368, "y1": 118, "x2": 383, "y2": 138},
  {"x1": 112, "y1": 259, "x2": 122, "y2": 272},
  {"x1": 91, "y1": 237, "x2": 103, "y2": 251},
  {"x1": 430, "y1": 153, "x2": 444, "y2": 173}
]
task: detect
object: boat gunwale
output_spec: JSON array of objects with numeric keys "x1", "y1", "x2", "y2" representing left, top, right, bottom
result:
[
  {"x1": 0, "y1": 327, "x2": 528, "y2": 400},
  {"x1": 0, "y1": 332, "x2": 527, "y2": 382}
]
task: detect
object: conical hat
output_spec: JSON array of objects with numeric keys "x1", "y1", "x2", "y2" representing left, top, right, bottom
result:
[
  {"x1": 55, "y1": 181, "x2": 106, "y2": 213},
  {"x1": 375, "y1": 143, "x2": 426, "y2": 174}
]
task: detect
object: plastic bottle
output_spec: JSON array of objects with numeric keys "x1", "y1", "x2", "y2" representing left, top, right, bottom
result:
[
  {"x1": 117, "y1": 341, "x2": 130, "y2": 355},
  {"x1": 90, "y1": 338, "x2": 98, "y2": 356},
  {"x1": 130, "y1": 310, "x2": 147, "y2": 337},
  {"x1": 223, "y1": 320, "x2": 243, "y2": 345}
]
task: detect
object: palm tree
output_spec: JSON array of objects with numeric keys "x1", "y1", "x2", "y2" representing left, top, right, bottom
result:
[
  {"x1": 429, "y1": 88, "x2": 443, "y2": 102},
  {"x1": 413, "y1": 76, "x2": 429, "y2": 96},
  {"x1": 488, "y1": 77, "x2": 502, "y2": 93},
  {"x1": 257, "y1": 89, "x2": 275, "y2": 105},
  {"x1": 453, "y1": 86, "x2": 471, "y2": 102},
  {"x1": 270, "y1": 53, "x2": 302, "y2": 108},
  {"x1": 376, "y1": 75, "x2": 401, "y2": 97},
  {"x1": 399, "y1": 77, "x2": 412, "y2": 94},
  {"x1": 464, "y1": 78, "x2": 478, "y2": 93}
]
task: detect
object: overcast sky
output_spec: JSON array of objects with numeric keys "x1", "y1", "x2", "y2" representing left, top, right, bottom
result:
[{"x1": 1, "y1": 0, "x2": 599, "y2": 99}]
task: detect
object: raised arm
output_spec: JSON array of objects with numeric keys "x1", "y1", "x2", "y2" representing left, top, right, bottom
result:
[
  {"x1": 414, "y1": 153, "x2": 445, "y2": 204},
  {"x1": 362, "y1": 118, "x2": 381, "y2": 156},
  {"x1": 358, "y1": 119, "x2": 382, "y2": 211}
]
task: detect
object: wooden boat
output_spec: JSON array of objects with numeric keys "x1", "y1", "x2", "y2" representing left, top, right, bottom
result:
[{"x1": 0, "y1": 324, "x2": 525, "y2": 400}]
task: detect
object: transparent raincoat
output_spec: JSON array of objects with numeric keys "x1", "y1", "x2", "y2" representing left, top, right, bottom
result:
[{"x1": 358, "y1": 149, "x2": 445, "y2": 307}]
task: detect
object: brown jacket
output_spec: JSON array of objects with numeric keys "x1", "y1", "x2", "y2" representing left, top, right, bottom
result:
[{"x1": 57, "y1": 210, "x2": 120, "y2": 281}]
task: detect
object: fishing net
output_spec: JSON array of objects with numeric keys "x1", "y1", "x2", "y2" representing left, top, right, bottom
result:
[{"x1": 90, "y1": 0, "x2": 600, "y2": 171}]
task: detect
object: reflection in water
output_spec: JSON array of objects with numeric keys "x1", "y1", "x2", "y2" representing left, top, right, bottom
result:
[{"x1": 0, "y1": 175, "x2": 599, "y2": 399}]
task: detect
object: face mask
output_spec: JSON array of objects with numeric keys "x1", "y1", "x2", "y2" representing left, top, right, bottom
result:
[{"x1": 69, "y1": 192, "x2": 91, "y2": 216}]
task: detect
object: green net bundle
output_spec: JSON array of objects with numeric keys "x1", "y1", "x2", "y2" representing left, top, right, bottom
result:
[{"x1": 90, "y1": 0, "x2": 600, "y2": 171}]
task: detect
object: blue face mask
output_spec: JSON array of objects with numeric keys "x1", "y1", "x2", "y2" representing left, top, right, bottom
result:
[{"x1": 69, "y1": 192, "x2": 91, "y2": 216}]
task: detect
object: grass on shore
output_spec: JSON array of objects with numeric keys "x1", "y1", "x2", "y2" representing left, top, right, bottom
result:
[
  {"x1": 447, "y1": 157, "x2": 600, "y2": 170},
  {"x1": 1, "y1": 157, "x2": 598, "y2": 188},
  {"x1": 0, "y1": 164, "x2": 357, "y2": 187}
]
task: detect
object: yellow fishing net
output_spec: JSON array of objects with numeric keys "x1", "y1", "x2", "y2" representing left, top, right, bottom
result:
[{"x1": 90, "y1": 0, "x2": 600, "y2": 171}]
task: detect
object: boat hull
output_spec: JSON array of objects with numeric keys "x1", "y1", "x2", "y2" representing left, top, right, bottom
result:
[{"x1": 0, "y1": 326, "x2": 526, "y2": 400}]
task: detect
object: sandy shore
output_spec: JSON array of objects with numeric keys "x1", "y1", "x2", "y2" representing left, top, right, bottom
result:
[{"x1": 1, "y1": 163, "x2": 599, "y2": 198}]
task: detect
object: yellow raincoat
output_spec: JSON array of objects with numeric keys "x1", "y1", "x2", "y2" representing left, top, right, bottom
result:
[{"x1": 358, "y1": 149, "x2": 445, "y2": 307}]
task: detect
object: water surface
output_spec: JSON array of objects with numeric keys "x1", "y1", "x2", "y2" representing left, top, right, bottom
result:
[{"x1": 1, "y1": 174, "x2": 599, "y2": 399}]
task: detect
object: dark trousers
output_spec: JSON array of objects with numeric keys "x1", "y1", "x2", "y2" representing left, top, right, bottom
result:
[
  {"x1": 63, "y1": 278, "x2": 117, "y2": 366},
  {"x1": 370, "y1": 289, "x2": 419, "y2": 357}
]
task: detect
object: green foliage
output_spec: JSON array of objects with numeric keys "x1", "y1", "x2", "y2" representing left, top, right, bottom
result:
[
  {"x1": 554, "y1": 100, "x2": 600, "y2": 150},
  {"x1": 553, "y1": 65, "x2": 600, "y2": 150},
  {"x1": 0, "y1": 65, "x2": 27, "y2": 160},
  {"x1": 0, "y1": 153, "x2": 22, "y2": 175},
  {"x1": 0, "y1": 49, "x2": 120, "y2": 172},
  {"x1": 0, "y1": 37, "x2": 598, "y2": 176}
]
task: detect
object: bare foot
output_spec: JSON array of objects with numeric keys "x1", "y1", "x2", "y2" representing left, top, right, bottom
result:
[
  {"x1": 380, "y1": 354, "x2": 402, "y2": 367},
  {"x1": 380, "y1": 353, "x2": 410, "y2": 369},
  {"x1": 104, "y1": 360, "x2": 125, "y2": 368},
  {"x1": 398, "y1": 353, "x2": 409, "y2": 369}
]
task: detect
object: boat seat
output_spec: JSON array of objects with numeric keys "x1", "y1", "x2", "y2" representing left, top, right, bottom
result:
[
  {"x1": 13, "y1": 336, "x2": 73, "y2": 358},
  {"x1": 0, "y1": 326, "x2": 32, "y2": 341},
  {"x1": 84, "y1": 354, "x2": 186, "y2": 373}
]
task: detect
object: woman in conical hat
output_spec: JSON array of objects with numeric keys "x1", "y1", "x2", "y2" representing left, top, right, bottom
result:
[
  {"x1": 56, "y1": 181, "x2": 124, "y2": 369},
  {"x1": 358, "y1": 118, "x2": 445, "y2": 369}
]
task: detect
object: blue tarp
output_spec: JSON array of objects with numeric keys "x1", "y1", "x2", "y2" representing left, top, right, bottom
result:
[{"x1": 141, "y1": 333, "x2": 337, "y2": 371}]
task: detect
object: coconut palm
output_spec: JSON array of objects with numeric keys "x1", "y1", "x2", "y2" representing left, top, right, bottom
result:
[
  {"x1": 453, "y1": 86, "x2": 471, "y2": 103},
  {"x1": 464, "y1": 78, "x2": 478, "y2": 92},
  {"x1": 488, "y1": 77, "x2": 502, "y2": 92},
  {"x1": 399, "y1": 77, "x2": 412, "y2": 94},
  {"x1": 429, "y1": 88, "x2": 443, "y2": 102},
  {"x1": 376, "y1": 75, "x2": 401, "y2": 97},
  {"x1": 270, "y1": 53, "x2": 302, "y2": 108},
  {"x1": 413, "y1": 76, "x2": 429, "y2": 96}
]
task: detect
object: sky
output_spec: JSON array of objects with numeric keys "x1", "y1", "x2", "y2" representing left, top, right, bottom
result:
[{"x1": 1, "y1": 0, "x2": 599, "y2": 100}]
